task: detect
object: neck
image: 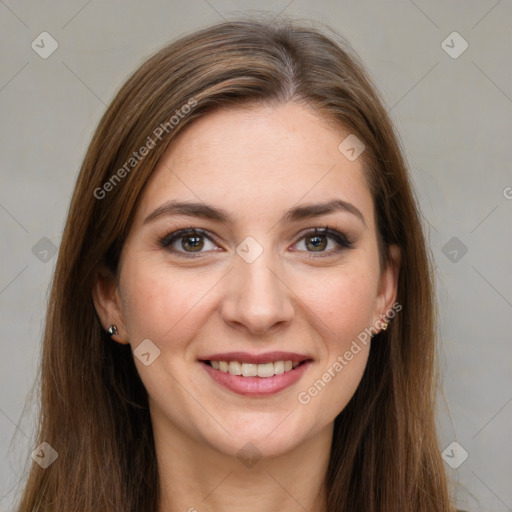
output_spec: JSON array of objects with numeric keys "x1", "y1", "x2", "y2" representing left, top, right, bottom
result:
[{"x1": 153, "y1": 412, "x2": 333, "y2": 512}]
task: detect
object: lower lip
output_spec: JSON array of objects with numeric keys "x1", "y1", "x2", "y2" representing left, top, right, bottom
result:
[{"x1": 199, "y1": 360, "x2": 312, "y2": 396}]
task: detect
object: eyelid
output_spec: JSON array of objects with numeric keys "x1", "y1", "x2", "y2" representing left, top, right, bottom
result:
[
  {"x1": 291, "y1": 226, "x2": 354, "y2": 254},
  {"x1": 158, "y1": 225, "x2": 354, "y2": 258},
  {"x1": 158, "y1": 227, "x2": 219, "y2": 256}
]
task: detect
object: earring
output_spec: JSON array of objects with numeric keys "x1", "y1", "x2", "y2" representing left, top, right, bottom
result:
[
  {"x1": 107, "y1": 325, "x2": 118, "y2": 336},
  {"x1": 380, "y1": 316, "x2": 389, "y2": 331}
]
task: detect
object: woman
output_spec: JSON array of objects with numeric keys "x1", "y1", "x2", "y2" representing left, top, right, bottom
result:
[{"x1": 17, "y1": 17, "x2": 462, "y2": 512}]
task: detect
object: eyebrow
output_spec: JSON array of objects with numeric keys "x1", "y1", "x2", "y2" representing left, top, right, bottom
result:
[{"x1": 143, "y1": 198, "x2": 366, "y2": 227}]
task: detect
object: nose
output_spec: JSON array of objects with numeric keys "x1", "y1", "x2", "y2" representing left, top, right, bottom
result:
[{"x1": 220, "y1": 248, "x2": 295, "y2": 335}]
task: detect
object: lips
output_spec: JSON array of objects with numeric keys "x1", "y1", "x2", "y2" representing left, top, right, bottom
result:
[{"x1": 198, "y1": 351, "x2": 313, "y2": 396}]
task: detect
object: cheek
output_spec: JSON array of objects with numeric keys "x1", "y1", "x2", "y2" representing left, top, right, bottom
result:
[
  {"x1": 298, "y1": 263, "x2": 379, "y2": 340},
  {"x1": 293, "y1": 260, "x2": 377, "y2": 407},
  {"x1": 296, "y1": 268, "x2": 374, "y2": 417},
  {"x1": 120, "y1": 260, "x2": 217, "y2": 348}
]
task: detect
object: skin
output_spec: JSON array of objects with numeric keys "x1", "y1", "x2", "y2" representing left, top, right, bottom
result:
[{"x1": 93, "y1": 102, "x2": 401, "y2": 512}]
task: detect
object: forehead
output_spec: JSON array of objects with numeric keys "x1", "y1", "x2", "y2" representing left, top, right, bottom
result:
[{"x1": 136, "y1": 102, "x2": 374, "y2": 228}]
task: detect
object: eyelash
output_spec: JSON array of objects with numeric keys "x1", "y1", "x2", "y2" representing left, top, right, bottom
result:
[{"x1": 158, "y1": 226, "x2": 354, "y2": 259}]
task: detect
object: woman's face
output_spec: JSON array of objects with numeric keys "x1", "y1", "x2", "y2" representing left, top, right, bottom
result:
[{"x1": 95, "y1": 102, "x2": 400, "y2": 459}]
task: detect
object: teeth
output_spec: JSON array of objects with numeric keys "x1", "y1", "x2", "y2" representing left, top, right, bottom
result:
[
  {"x1": 257, "y1": 362, "x2": 274, "y2": 378},
  {"x1": 274, "y1": 361, "x2": 284, "y2": 374},
  {"x1": 228, "y1": 361, "x2": 242, "y2": 375},
  {"x1": 242, "y1": 363, "x2": 258, "y2": 377},
  {"x1": 209, "y1": 360, "x2": 301, "y2": 377}
]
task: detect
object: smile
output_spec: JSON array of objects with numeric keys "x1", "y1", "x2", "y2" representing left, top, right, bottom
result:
[
  {"x1": 198, "y1": 354, "x2": 313, "y2": 396},
  {"x1": 207, "y1": 359, "x2": 301, "y2": 377}
]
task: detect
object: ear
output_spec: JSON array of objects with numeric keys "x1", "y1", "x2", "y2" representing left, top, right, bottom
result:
[
  {"x1": 91, "y1": 264, "x2": 129, "y2": 344},
  {"x1": 373, "y1": 244, "x2": 401, "y2": 329}
]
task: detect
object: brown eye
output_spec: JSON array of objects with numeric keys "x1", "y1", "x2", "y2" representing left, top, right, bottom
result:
[
  {"x1": 292, "y1": 227, "x2": 354, "y2": 256},
  {"x1": 159, "y1": 228, "x2": 218, "y2": 257},
  {"x1": 305, "y1": 233, "x2": 328, "y2": 251},
  {"x1": 181, "y1": 234, "x2": 204, "y2": 252}
]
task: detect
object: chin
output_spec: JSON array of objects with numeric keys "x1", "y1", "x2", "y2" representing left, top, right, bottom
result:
[{"x1": 202, "y1": 414, "x2": 312, "y2": 460}]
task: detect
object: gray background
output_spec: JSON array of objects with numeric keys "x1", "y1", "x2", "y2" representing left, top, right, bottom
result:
[{"x1": 1, "y1": 1, "x2": 511, "y2": 510}]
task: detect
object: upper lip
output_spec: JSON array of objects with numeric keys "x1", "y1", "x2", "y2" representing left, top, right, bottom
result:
[{"x1": 199, "y1": 351, "x2": 312, "y2": 364}]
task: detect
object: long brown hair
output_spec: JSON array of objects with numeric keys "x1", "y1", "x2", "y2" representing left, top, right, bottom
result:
[{"x1": 16, "y1": 16, "x2": 456, "y2": 511}]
